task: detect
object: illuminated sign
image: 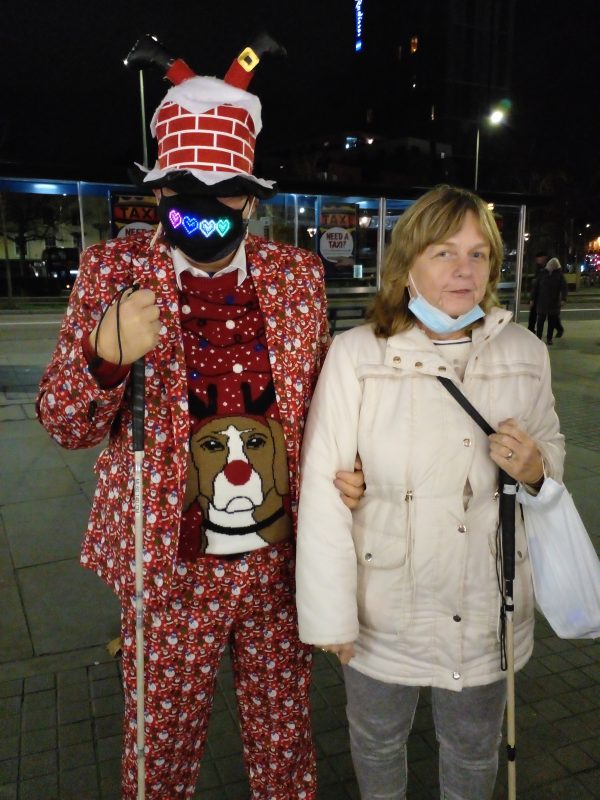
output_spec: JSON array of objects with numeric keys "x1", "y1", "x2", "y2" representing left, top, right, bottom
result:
[
  {"x1": 355, "y1": 0, "x2": 364, "y2": 52},
  {"x1": 319, "y1": 203, "x2": 358, "y2": 278},
  {"x1": 168, "y1": 210, "x2": 232, "y2": 237},
  {"x1": 320, "y1": 227, "x2": 354, "y2": 260},
  {"x1": 111, "y1": 193, "x2": 159, "y2": 238}
]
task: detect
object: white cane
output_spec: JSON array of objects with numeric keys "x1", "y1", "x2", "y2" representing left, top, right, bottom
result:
[
  {"x1": 505, "y1": 598, "x2": 516, "y2": 800},
  {"x1": 500, "y1": 475, "x2": 518, "y2": 800},
  {"x1": 131, "y1": 357, "x2": 146, "y2": 799}
]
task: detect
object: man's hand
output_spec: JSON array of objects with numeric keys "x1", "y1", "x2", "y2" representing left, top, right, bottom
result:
[
  {"x1": 90, "y1": 288, "x2": 161, "y2": 365},
  {"x1": 318, "y1": 643, "x2": 355, "y2": 664},
  {"x1": 335, "y1": 456, "x2": 365, "y2": 509}
]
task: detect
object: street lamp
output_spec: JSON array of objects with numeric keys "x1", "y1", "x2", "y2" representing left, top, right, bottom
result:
[{"x1": 474, "y1": 107, "x2": 506, "y2": 192}]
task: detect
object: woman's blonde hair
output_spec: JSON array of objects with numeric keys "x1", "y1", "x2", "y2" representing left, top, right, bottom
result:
[{"x1": 368, "y1": 185, "x2": 504, "y2": 337}]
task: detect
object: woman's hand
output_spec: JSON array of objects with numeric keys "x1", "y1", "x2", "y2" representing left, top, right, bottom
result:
[
  {"x1": 318, "y1": 643, "x2": 355, "y2": 664},
  {"x1": 489, "y1": 418, "x2": 544, "y2": 485},
  {"x1": 334, "y1": 456, "x2": 365, "y2": 509}
]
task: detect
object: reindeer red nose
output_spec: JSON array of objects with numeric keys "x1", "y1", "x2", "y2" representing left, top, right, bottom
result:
[{"x1": 224, "y1": 460, "x2": 253, "y2": 485}]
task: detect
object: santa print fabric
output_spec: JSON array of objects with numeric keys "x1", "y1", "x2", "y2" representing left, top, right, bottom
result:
[
  {"x1": 178, "y1": 270, "x2": 292, "y2": 560},
  {"x1": 120, "y1": 542, "x2": 315, "y2": 800},
  {"x1": 36, "y1": 232, "x2": 329, "y2": 799}
]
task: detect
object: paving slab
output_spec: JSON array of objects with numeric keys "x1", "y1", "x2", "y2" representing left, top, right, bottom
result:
[
  {"x1": 20, "y1": 776, "x2": 58, "y2": 800},
  {"x1": 58, "y1": 444, "x2": 103, "y2": 478},
  {"x1": 0, "y1": 407, "x2": 25, "y2": 422},
  {"x1": 0, "y1": 521, "x2": 33, "y2": 663},
  {"x1": 0, "y1": 418, "x2": 51, "y2": 442},
  {"x1": 0, "y1": 435, "x2": 65, "y2": 475},
  {"x1": 59, "y1": 764, "x2": 100, "y2": 799},
  {"x1": 59, "y1": 740, "x2": 96, "y2": 771},
  {"x1": 22, "y1": 404, "x2": 37, "y2": 420},
  {"x1": 0, "y1": 465, "x2": 81, "y2": 506},
  {"x1": 0, "y1": 492, "x2": 90, "y2": 569},
  {"x1": 0, "y1": 736, "x2": 18, "y2": 761},
  {"x1": 17, "y1": 560, "x2": 120, "y2": 656},
  {"x1": 20, "y1": 748, "x2": 57, "y2": 779},
  {"x1": 567, "y1": 474, "x2": 600, "y2": 534},
  {"x1": 577, "y1": 768, "x2": 600, "y2": 798},
  {"x1": 20, "y1": 726, "x2": 56, "y2": 755}
]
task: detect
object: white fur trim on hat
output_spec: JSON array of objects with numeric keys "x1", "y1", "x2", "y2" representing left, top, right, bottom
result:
[{"x1": 149, "y1": 75, "x2": 263, "y2": 136}]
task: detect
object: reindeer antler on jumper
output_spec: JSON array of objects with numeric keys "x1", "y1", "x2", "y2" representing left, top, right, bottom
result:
[{"x1": 188, "y1": 386, "x2": 218, "y2": 422}]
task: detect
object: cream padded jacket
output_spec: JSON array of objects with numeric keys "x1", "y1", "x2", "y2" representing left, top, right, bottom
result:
[{"x1": 296, "y1": 308, "x2": 564, "y2": 690}]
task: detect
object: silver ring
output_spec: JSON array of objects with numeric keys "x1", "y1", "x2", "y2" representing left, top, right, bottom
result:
[{"x1": 506, "y1": 449, "x2": 514, "y2": 460}]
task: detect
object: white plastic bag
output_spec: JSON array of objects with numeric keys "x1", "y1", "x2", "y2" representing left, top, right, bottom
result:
[{"x1": 517, "y1": 478, "x2": 600, "y2": 639}]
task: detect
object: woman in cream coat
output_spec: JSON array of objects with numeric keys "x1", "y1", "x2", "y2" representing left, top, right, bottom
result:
[{"x1": 296, "y1": 186, "x2": 564, "y2": 800}]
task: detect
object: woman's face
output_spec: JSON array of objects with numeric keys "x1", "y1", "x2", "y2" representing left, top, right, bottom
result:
[{"x1": 408, "y1": 210, "x2": 491, "y2": 317}]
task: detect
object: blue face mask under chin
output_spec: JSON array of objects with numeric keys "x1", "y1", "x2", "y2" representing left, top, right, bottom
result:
[{"x1": 407, "y1": 276, "x2": 485, "y2": 335}]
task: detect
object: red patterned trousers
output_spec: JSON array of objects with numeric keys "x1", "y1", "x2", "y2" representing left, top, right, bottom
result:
[{"x1": 120, "y1": 541, "x2": 316, "y2": 799}]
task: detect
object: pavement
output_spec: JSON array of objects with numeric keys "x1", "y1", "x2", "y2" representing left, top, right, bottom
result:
[{"x1": 0, "y1": 302, "x2": 599, "y2": 800}]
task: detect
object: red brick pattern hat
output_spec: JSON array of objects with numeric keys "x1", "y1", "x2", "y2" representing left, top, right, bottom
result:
[{"x1": 133, "y1": 60, "x2": 277, "y2": 197}]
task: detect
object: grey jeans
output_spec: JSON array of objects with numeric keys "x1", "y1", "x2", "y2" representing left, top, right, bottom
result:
[{"x1": 343, "y1": 665, "x2": 507, "y2": 800}]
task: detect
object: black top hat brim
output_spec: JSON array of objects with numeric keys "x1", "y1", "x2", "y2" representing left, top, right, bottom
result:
[{"x1": 128, "y1": 165, "x2": 278, "y2": 199}]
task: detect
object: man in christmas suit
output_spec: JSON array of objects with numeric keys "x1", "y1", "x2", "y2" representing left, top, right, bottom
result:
[{"x1": 37, "y1": 37, "x2": 364, "y2": 800}]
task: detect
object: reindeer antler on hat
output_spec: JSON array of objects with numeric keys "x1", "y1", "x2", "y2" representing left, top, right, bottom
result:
[{"x1": 126, "y1": 34, "x2": 286, "y2": 198}]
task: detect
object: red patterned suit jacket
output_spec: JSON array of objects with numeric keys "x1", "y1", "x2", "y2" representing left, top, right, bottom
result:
[{"x1": 37, "y1": 232, "x2": 330, "y2": 611}]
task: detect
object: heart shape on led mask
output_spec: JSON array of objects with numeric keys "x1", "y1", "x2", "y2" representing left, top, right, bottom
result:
[
  {"x1": 216, "y1": 219, "x2": 231, "y2": 237},
  {"x1": 168, "y1": 210, "x2": 182, "y2": 229},
  {"x1": 183, "y1": 216, "x2": 199, "y2": 235},
  {"x1": 199, "y1": 219, "x2": 217, "y2": 237}
]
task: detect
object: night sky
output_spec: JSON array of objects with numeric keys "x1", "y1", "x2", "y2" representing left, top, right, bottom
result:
[
  {"x1": 511, "y1": 1, "x2": 600, "y2": 179},
  {"x1": 1, "y1": 0, "x2": 599, "y2": 190}
]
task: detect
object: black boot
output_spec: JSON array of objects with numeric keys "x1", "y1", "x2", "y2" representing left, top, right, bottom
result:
[{"x1": 124, "y1": 34, "x2": 174, "y2": 72}]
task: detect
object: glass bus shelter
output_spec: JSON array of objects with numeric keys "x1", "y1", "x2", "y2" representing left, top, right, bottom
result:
[{"x1": 0, "y1": 177, "x2": 527, "y2": 330}]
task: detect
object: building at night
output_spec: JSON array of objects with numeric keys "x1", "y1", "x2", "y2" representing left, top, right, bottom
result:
[{"x1": 266, "y1": 0, "x2": 517, "y2": 190}]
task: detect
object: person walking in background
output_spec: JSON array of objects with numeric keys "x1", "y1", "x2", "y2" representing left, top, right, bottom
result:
[
  {"x1": 536, "y1": 256, "x2": 568, "y2": 345},
  {"x1": 528, "y1": 251, "x2": 549, "y2": 332},
  {"x1": 295, "y1": 185, "x2": 564, "y2": 800}
]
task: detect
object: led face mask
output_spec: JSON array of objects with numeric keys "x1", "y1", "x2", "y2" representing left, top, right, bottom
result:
[
  {"x1": 157, "y1": 193, "x2": 250, "y2": 263},
  {"x1": 407, "y1": 274, "x2": 485, "y2": 335}
]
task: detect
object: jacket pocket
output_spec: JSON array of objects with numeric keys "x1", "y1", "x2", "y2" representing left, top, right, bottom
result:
[
  {"x1": 352, "y1": 492, "x2": 412, "y2": 568},
  {"x1": 352, "y1": 491, "x2": 414, "y2": 634}
]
